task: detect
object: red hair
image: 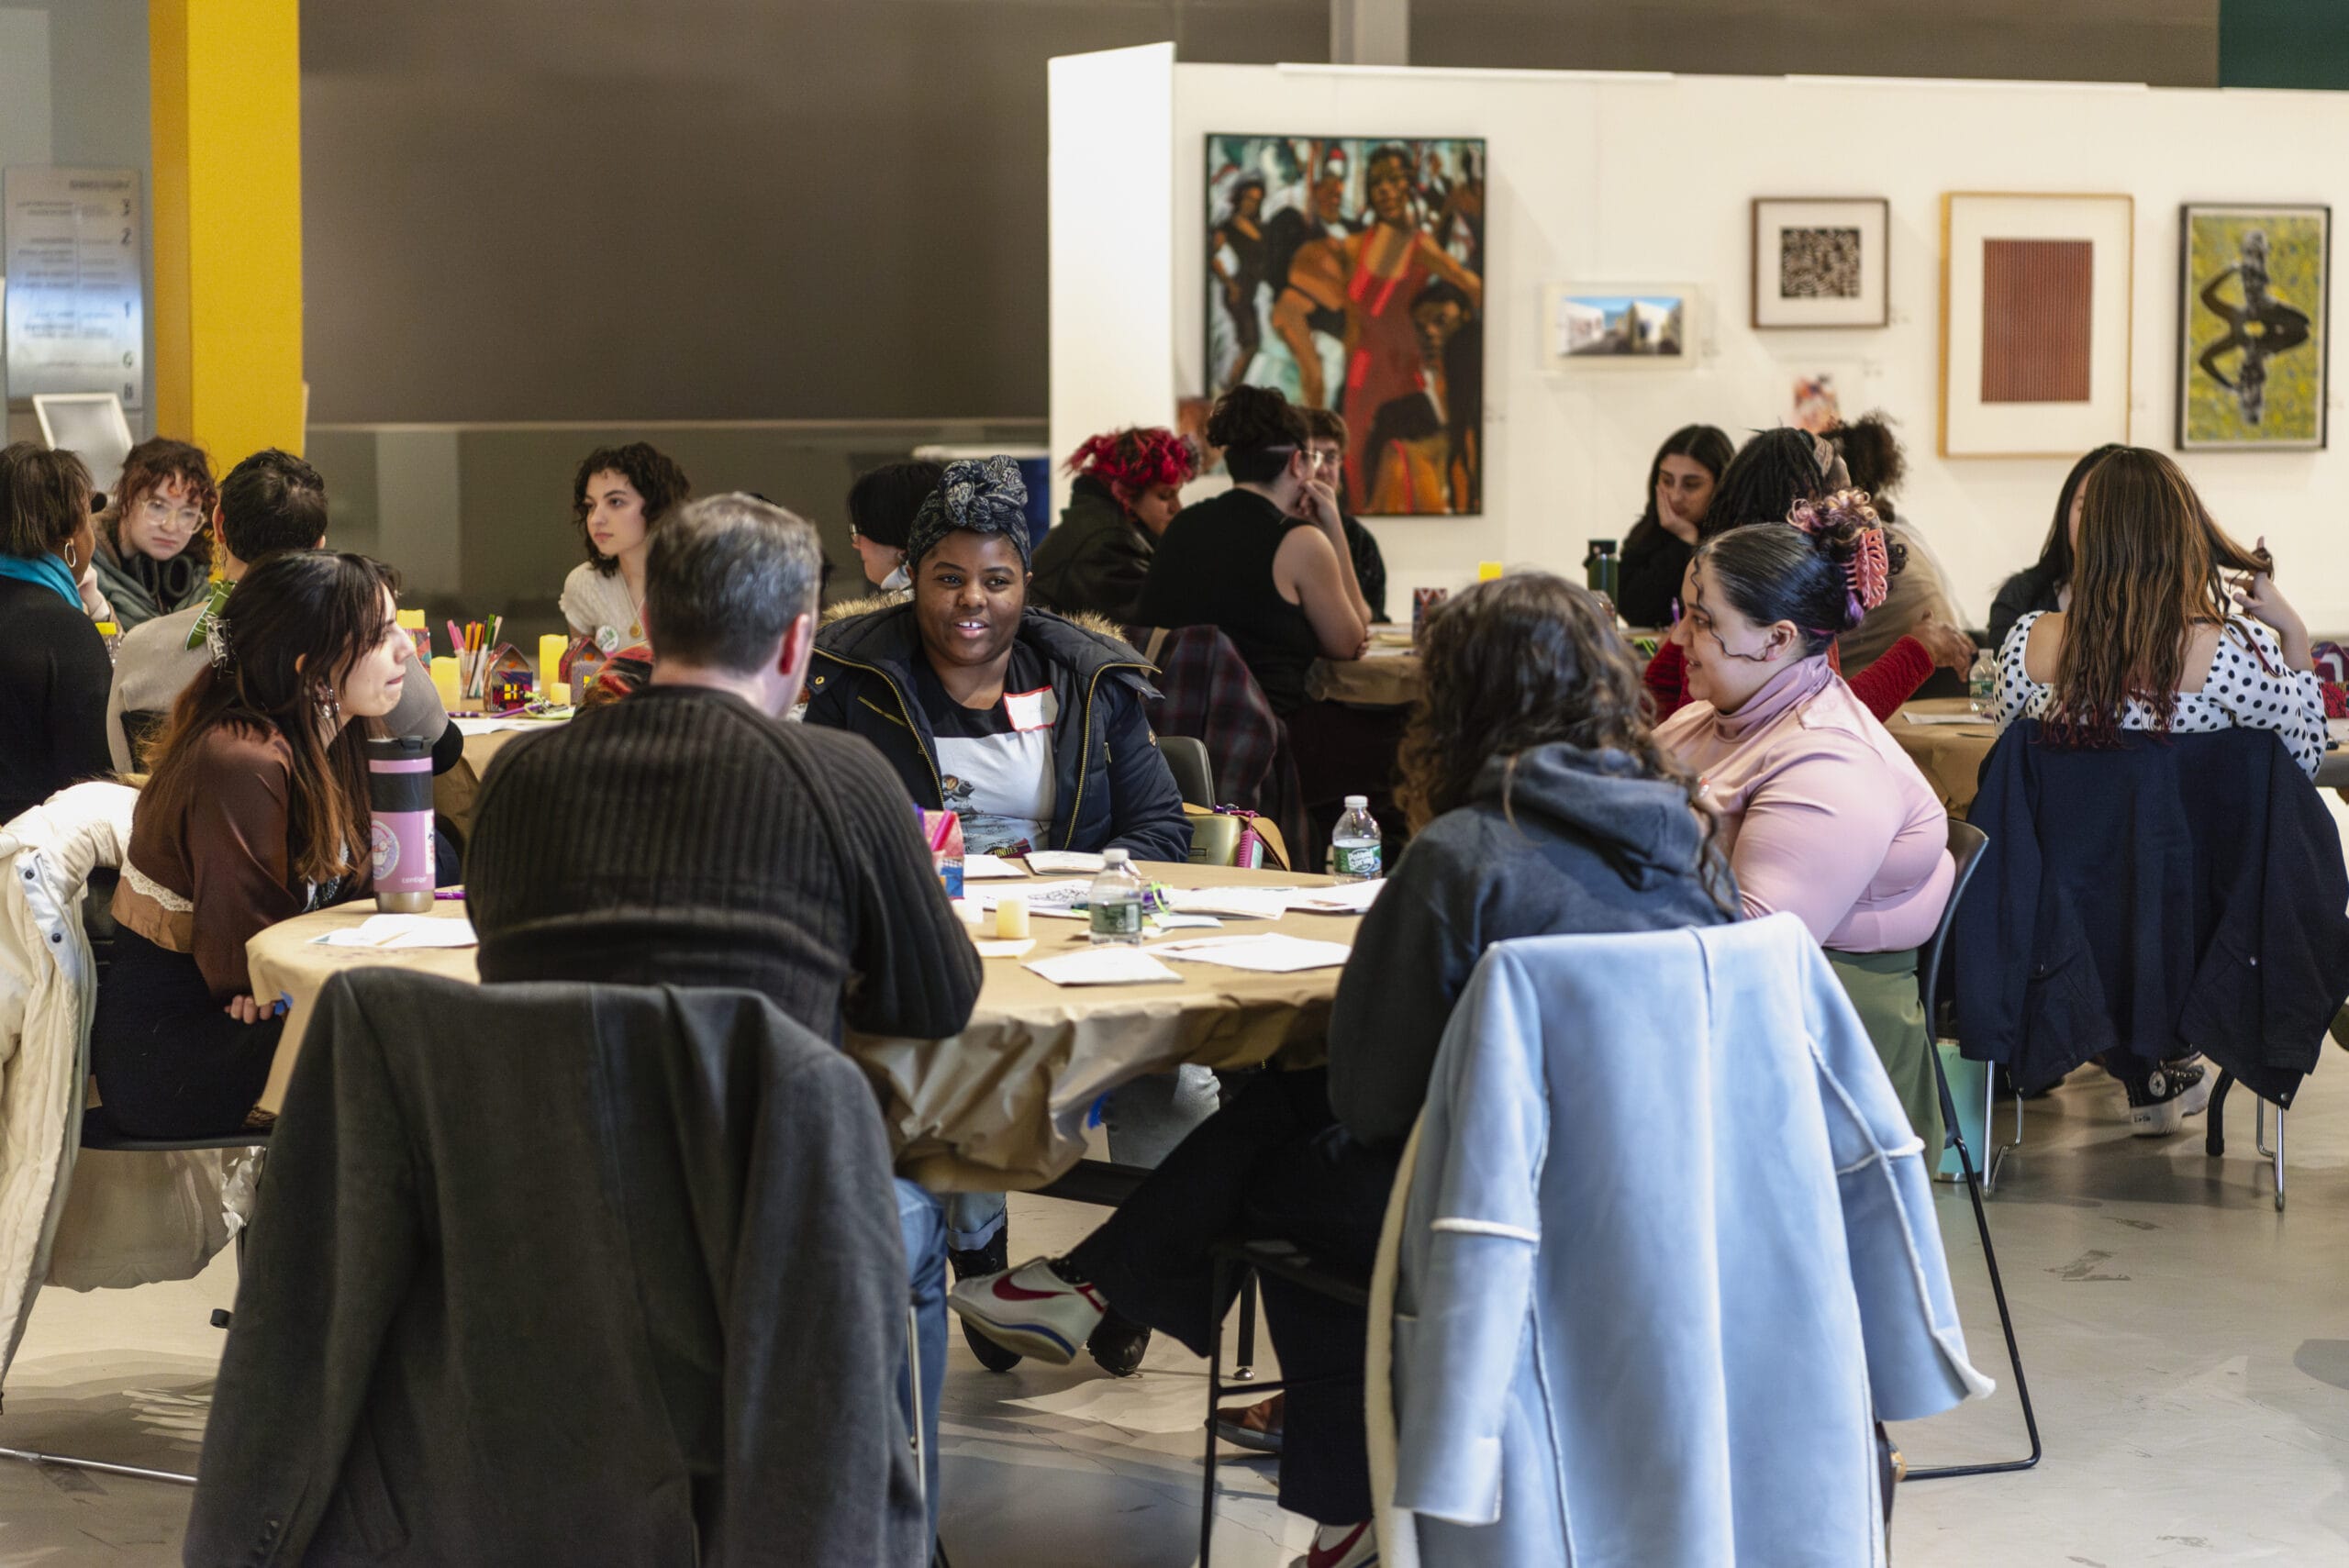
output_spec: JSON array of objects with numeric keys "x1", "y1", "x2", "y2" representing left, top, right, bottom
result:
[{"x1": 1065, "y1": 427, "x2": 1198, "y2": 511}]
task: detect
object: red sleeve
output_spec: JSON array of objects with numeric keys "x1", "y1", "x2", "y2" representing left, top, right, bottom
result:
[
  {"x1": 1643, "y1": 639, "x2": 1689, "y2": 720},
  {"x1": 1848, "y1": 636, "x2": 1932, "y2": 723},
  {"x1": 185, "y1": 732, "x2": 306, "y2": 999}
]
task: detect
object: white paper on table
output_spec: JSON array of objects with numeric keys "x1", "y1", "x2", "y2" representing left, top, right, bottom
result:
[
  {"x1": 1024, "y1": 851, "x2": 1107, "y2": 875},
  {"x1": 1149, "y1": 913, "x2": 1224, "y2": 931},
  {"x1": 1024, "y1": 949, "x2": 1184, "y2": 986},
  {"x1": 1167, "y1": 886, "x2": 1293, "y2": 919},
  {"x1": 973, "y1": 937, "x2": 1037, "y2": 960},
  {"x1": 1899, "y1": 712, "x2": 1994, "y2": 727},
  {"x1": 1362, "y1": 646, "x2": 1415, "y2": 660},
  {"x1": 963, "y1": 853, "x2": 1027, "y2": 880},
  {"x1": 1296, "y1": 881, "x2": 1386, "y2": 914},
  {"x1": 966, "y1": 878, "x2": 1091, "y2": 915},
  {"x1": 1147, "y1": 934, "x2": 1353, "y2": 973},
  {"x1": 450, "y1": 716, "x2": 553, "y2": 736},
  {"x1": 311, "y1": 914, "x2": 479, "y2": 950}
]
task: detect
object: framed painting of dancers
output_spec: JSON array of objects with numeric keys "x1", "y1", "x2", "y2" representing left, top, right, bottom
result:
[
  {"x1": 1204, "y1": 134, "x2": 1486, "y2": 515},
  {"x1": 1939, "y1": 193, "x2": 2134, "y2": 457},
  {"x1": 2177, "y1": 204, "x2": 2329, "y2": 451}
]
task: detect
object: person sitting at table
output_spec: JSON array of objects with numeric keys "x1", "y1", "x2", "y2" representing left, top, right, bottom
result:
[
  {"x1": 1986, "y1": 444, "x2": 2125, "y2": 653},
  {"x1": 560, "y1": 441, "x2": 691, "y2": 653},
  {"x1": 0, "y1": 445, "x2": 111, "y2": 825},
  {"x1": 1654, "y1": 495, "x2": 1956, "y2": 1156},
  {"x1": 1825, "y1": 413, "x2": 1972, "y2": 678},
  {"x1": 846, "y1": 459, "x2": 943, "y2": 598},
  {"x1": 950, "y1": 573, "x2": 1736, "y2": 1567},
  {"x1": 91, "y1": 550, "x2": 411, "y2": 1138},
  {"x1": 1299, "y1": 406, "x2": 1388, "y2": 623},
  {"x1": 107, "y1": 449, "x2": 456, "y2": 784},
  {"x1": 1643, "y1": 427, "x2": 1972, "y2": 722},
  {"x1": 1616, "y1": 422, "x2": 1732, "y2": 628},
  {"x1": 1029, "y1": 426, "x2": 1197, "y2": 623},
  {"x1": 1992, "y1": 448, "x2": 2322, "y2": 1131},
  {"x1": 1136, "y1": 384, "x2": 1370, "y2": 717},
  {"x1": 86, "y1": 437, "x2": 216, "y2": 630},
  {"x1": 806, "y1": 454, "x2": 1194, "y2": 1376},
  {"x1": 463, "y1": 492, "x2": 981, "y2": 1537}
]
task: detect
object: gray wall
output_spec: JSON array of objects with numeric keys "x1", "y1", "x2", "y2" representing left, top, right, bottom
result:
[{"x1": 298, "y1": 0, "x2": 2220, "y2": 426}]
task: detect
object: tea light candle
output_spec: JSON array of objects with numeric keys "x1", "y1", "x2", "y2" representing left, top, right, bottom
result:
[
  {"x1": 551, "y1": 681, "x2": 571, "y2": 707},
  {"x1": 539, "y1": 633, "x2": 568, "y2": 694},
  {"x1": 996, "y1": 893, "x2": 1030, "y2": 940},
  {"x1": 430, "y1": 655, "x2": 462, "y2": 710},
  {"x1": 1476, "y1": 561, "x2": 1505, "y2": 582}
]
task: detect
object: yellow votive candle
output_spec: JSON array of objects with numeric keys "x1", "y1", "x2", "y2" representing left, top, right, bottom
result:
[
  {"x1": 539, "y1": 633, "x2": 568, "y2": 694},
  {"x1": 430, "y1": 656, "x2": 462, "y2": 709},
  {"x1": 996, "y1": 894, "x2": 1030, "y2": 940}
]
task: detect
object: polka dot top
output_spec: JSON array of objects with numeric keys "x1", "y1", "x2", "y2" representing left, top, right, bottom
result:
[{"x1": 1996, "y1": 610, "x2": 2327, "y2": 779}]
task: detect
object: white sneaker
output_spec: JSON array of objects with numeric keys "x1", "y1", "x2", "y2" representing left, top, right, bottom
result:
[
  {"x1": 2166, "y1": 1053, "x2": 2216, "y2": 1118},
  {"x1": 946, "y1": 1258, "x2": 1107, "y2": 1364},
  {"x1": 1292, "y1": 1521, "x2": 1378, "y2": 1568},
  {"x1": 2124, "y1": 1060, "x2": 2207, "y2": 1136}
]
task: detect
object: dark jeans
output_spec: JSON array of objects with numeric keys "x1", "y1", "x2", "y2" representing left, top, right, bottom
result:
[
  {"x1": 1069, "y1": 1068, "x2": 1398, "y2": 1525},
  {"x1": 91, "y1": 926, "x2": 284, "y2": 1138}
]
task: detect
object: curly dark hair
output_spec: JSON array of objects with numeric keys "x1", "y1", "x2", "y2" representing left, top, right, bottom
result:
[
  {"x1": 1395, "y1": 573, "x2": 1732, "y2": 906},
  {"x1": 110, "y1": 436, "x2": 217, "y2": 573},
  {"x1": 573, "y1": 442, "x2": 692, "y2": 576},
  {"x1": 1827, "y1": 413, "x2": 1905, "y2": 521},
  {"x1": 1698, "y1": 427, "x2": 1830, "y2": 542},
  {"x1": 1206, "y1": 384, "x2": 1308, "y2": 484}
]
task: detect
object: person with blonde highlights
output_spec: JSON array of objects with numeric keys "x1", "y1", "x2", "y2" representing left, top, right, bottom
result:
[{"x1": 948, "y1": 575, "x2": 1731, "y2": 1567}]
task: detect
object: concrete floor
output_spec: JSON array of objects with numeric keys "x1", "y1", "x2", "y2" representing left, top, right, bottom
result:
[{"x1": 2, "y1": 1062, "x2": 2344, "y2": 1566}]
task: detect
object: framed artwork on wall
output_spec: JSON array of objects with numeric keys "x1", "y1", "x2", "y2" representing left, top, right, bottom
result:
[
  {"x1": 1542, "y1": 284, "x2": 1701, "y2": 367},
  {"x1": 1751, "y1": 198, "x2": 1889, "y2": 328},
  {"x1": 2177, "y1": 203, "x2": 2329, "y2": 450},
  {"x1": 1205, "y1": 134, "x2": 1486, "y2": 515},
  {"x1": 1940, "y1": 192, "x2": 2134, "y2": 457}
]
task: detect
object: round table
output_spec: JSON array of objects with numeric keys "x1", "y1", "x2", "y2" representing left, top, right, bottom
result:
[
  {"x1": 1308, "y1": 648, "x2": 1421, "y2": 707},
  {"x1": 1888, "y1": 697, "x2": 2349, "y2": 817},
  {"x1": 431, "y1": 716, "x2": 570, "y2": 845},
  {"x1": 245, "y1": 860, "x2": 1358, "y2": 1192}
]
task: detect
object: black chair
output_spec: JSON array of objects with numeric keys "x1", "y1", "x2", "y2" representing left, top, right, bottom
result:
[
  {"x1": 1903, "y1": 818, "x2": 2042, "y2": 1482},
  {"x1": 1157, "y1": 734, "x2": 1217, "y2": 809}
]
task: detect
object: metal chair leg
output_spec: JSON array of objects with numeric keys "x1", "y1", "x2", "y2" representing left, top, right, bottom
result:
[
  {"x1": 1199, "y1": 1256, "x2": 1229, "y2": 1568},
  {"x1": 1233, "y1": 1273, "x2": 1258, "y2": 1382},
  {"x1": 907, "y1": 1304, "x2": 926, "y2": 1513},
  {"x1": 2255, "y1": 1099, "x2": 2286, "y2": 1211},
  {"x1": 1981, "y1": 1073, "x2": 2021, "y2": 1192}
]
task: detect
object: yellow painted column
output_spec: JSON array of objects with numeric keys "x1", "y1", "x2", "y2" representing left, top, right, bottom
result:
[{"x1": 149, "y1": 0, "x2": 304, "y2": 462}]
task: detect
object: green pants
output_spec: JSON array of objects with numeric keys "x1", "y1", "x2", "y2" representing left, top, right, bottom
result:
[{"x1": 1826, "y1": 947, "x2": 1943, "y2": 1162}]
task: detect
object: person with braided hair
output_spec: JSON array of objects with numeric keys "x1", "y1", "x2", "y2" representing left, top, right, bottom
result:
[
  {"x1": 1029, "y1": 426, "x2": 1197, "y2": 622},
  {"x1": 1655, "y1": 498, "x2": 1956, "y2": 1154}
]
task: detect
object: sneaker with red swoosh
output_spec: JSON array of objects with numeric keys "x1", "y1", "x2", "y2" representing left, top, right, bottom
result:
[
  {"x1": 947, "y1": 1258, "x2": 1108, "y2": 1365},
  {"x1": 1295, "y1": 1520, "x2": 1377, "y2": 1568}
]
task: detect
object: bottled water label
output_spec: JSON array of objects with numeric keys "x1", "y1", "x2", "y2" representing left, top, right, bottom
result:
[
  {"x1": 1331, "y1": 840, "x2": 1382, "y2": 881},
  {"x1": 1090, "y1": 896, "x2": 1145, "y2": 940}
]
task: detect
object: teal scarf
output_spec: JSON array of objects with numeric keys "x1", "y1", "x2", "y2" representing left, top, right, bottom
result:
[{"x1": 0, "y1": 550, "x2": 81, "y2": 610}]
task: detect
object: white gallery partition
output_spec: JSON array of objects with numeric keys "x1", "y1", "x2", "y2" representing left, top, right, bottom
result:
[{"x1": 1049, "y1": 50, "x2": 2349, "y2": 628}]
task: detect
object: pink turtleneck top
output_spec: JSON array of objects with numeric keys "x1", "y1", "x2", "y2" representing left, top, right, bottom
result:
[{"x1": 1653, "y1": 653, "x2": 1954, "y2": 953}]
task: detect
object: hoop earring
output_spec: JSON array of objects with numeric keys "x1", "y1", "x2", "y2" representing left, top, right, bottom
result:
[{"x1": 62, "y1": 543, "x2": 79, "y2": 572}]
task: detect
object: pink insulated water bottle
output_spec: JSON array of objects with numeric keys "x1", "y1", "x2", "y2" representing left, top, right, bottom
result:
[{"x1": 368, "y1": 736, "x2": 437, "y2": 912}]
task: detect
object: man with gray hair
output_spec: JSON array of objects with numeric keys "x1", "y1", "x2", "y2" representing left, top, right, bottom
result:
[{"x1": 462, "y1": 491, "x2": 978, "y2": 1538}]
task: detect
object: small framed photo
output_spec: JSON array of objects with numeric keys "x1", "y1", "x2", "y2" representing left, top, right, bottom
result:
[
  {"x1": 1752, "y1": 198, "x2": 1889, "y2": 328},
  {"x1": 2177, "y1": 203, "x2": 2330, "y2": 450},
  {"x1": 1543, "y1": 284, "x2": 1702, "y2": 368}
]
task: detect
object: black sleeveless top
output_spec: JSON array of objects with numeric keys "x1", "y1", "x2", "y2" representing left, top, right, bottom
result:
[{"x1": 1136, "y1": 487, "x2": 1321, "y2": 715}]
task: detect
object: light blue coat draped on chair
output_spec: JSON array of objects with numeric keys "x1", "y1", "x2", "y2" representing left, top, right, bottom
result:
[{"x1": 1373, "y1": 916, "x2": 1989, "y2": 1567}]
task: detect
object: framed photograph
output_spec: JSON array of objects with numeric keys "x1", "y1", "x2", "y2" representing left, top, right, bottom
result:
[
  {"x1": 2177, "y1": 203, "x2": 2329, "y2": 450},
  {"x1": 1940, "y1": 193, "x2": 2134, "y2": 457},
  {"x1": 1543, "y1": 284, "x2": 1701, "y2": 367},
  {"x1": 1752, "y1": 198, "x2": 1889, "y2": 328},
  {"x1": 1205, "y1": 134, "x2": 1486, "y2": 515}
]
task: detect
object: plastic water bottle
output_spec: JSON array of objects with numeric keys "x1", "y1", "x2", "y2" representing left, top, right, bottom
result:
[
  {"x1": 1329, "y1": 795, "x2": 1383, "y2": 883},
  {"x1": 1966, "y1": 649, "x2": 1998, "y2": 717},
  {"x1": 1088, "y1": 849, "x2": 1146, "y2": 946}
]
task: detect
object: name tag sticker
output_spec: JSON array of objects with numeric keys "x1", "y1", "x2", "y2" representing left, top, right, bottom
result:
[{"x1": 1004, "y1": 686, "x2": 1058, "y2": 732}]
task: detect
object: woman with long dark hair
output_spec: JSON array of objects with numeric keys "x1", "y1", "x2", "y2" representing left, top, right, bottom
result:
[
  {"x1": 949, "y1": 574, "x2": 1733, "y2": 1567},
  {"x1": 1616, "y1": 423, "x2": 1733, "y2": 627},
  {"x1": 1986, "y1": 443, "x2": 2125, "y2": 652},
  {"x1": 94, "y1": 550, "x2": 413, "y2": 1138},
  {"x1": 1656, "y1": 496, "x2": 1957, "y2": 1157}
]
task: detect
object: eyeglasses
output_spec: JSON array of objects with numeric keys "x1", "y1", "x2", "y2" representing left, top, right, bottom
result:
[{"x1": 139, "y1": 495, "x2": 207, "y2": 532}]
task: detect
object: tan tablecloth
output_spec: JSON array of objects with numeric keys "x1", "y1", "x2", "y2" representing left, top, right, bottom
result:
[
  {"x1": 1308, "y1": 649, "x2": 1421, "y2": 707},
  {"x1": 245, "y1": 861, "x2": 1354, "y2": 1191},
  {"x1": 1889, "y1": 699, "x2": 2349, "y2": 816},
  {"x1": 432, "y1": 721, "x2": 564, "y2": 846}
]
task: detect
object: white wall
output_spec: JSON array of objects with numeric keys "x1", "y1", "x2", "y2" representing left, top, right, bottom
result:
[{"x1": 1050, "y1": 57, "x2": 2349, "y2": 628}]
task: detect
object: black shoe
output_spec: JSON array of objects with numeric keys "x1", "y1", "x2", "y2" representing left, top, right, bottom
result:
[
  {"x1": 1085, "y1": 1307, "x2": 1152, "y2": 1377},
  {"x1": 2124, "y1": 1060, "x2": 2206, "y2": 1137},
  {"x1": 949, "y1": 1226, "x2": 1022, "y2": 1373}
]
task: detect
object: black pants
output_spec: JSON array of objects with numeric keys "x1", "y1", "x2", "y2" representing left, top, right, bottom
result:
[
  {"x1": 1069, "y1": 1068, "x2": 1398, "y2": 1524},
  {"x1": 91, "y1": 926, "x2": 284, "y2": 1139}
]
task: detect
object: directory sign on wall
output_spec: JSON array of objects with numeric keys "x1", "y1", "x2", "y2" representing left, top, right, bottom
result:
[{"x1": 3, "y1": 167, "x2": 142, "y2": 410}]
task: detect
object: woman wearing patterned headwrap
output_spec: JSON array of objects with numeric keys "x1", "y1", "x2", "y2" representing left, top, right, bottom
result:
[
  {"x1": 805, "y1": 456, "x2": 1198, "y2": 1376},
  {"x1": 1653, "y1": 495, "x2": 1957, "y2": 1155}
]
